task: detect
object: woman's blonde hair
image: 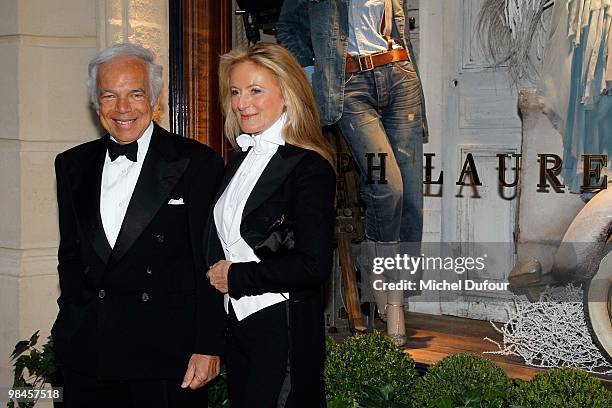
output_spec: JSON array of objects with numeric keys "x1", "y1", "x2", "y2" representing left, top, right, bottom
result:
[{"x1": 218, "y1": 43, "x2": 335, "y2": 169}]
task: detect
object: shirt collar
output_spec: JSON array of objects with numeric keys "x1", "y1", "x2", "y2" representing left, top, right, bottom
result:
[
  {"x1": 258, "y1": 113, "x2": 286, "y2": 146},
  {"x1": 237, "y1": 113, "x2": 286, "y2": 154}
]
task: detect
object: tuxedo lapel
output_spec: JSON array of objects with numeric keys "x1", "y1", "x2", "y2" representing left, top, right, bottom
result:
[
  {"x1": 204, "y1": 145, "x2": 307, "y2": 265},
  {"x1": 108, "y1": 125, "x2": 189, "y2": 267},
  {"x1": 241, "y1": 144, "x2": 307, "y2": 220},
  {"x1": 72, "y1": 138, "x2": 112, "y2": 264}
]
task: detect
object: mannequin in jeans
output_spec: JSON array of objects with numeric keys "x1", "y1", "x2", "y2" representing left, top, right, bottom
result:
[{"x1": 278, "y1": 0, "x2": 427, "y2": 346}]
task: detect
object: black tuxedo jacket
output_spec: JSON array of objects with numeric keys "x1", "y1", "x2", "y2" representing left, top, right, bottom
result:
[
  {"x1": 52, "y1": 124, "x2": 226, "y2": 380},
  {"x1": 205, "y1": 143, "x2": 336, "y2": 406}
]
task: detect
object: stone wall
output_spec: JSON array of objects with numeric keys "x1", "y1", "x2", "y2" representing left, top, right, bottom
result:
[{"x1": 97, "y1": 0, "x2": 169, "y2": 129}]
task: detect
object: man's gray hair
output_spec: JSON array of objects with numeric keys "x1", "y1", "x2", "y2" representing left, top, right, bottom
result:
[{"x1": 87, "y1": 43, "x2": 163, "y2": 110}]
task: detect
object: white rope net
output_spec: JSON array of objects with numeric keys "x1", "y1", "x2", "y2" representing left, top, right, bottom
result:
[{"x1": 485, "y1": 284, "x2": 612, "y2": 375}]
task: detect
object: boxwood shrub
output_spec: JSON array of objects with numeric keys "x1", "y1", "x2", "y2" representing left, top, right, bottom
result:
[
  {"x1": 412, "y1": 353, "x2": 511, "y2": 407},
  {"x1": 510, "y1": 367, "x2": 612, "y2": 408},
  {"x1": 325, "y1": 331, "x2": 417, "y2": 406}
]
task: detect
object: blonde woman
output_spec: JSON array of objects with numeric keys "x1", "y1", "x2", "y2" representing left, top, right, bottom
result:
[{"x1": 205, "y1": 43, "x2": 336, "y2": 407}]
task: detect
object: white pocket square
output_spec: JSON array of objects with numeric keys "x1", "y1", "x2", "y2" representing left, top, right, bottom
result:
[{"x1": 168, "y1": 198, "x2": 185, "y2": 205}]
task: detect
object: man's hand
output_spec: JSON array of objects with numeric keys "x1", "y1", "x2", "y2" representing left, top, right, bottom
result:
[
  {"x1": 181, "y1": 354, "x2": 220, "y2": 389},
  {"x1": 207, "y1": 260, "x2": 232, "y2": 293}
]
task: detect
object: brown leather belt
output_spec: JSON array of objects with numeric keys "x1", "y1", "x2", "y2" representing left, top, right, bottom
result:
[{"x1": 345, "y1": 48, "x2": 410, "y2": 73}]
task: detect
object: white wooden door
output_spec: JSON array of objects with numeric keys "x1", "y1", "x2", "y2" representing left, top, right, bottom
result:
[{"x1": 437, "y1": 0, "x2": 522, "y2": 321}]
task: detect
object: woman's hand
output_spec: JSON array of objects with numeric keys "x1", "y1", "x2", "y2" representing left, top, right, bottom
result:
[{"x1": 207, "y1": 260, "x2": 232, "y2": 293}]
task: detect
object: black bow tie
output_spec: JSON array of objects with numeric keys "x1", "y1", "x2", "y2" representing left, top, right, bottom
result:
[{"x1": 107, "y1": 138, "x2": 138, "y2": 162}]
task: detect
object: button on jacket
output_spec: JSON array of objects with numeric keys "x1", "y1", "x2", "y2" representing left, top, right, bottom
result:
[{"x1": 52, "y1": 123, "x2": 225, "y2": 380}]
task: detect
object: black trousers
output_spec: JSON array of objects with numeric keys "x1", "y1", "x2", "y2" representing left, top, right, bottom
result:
[
  {"x1": 226, "y1": 301, "x2": 291, "y2": 408},
  {"x1": 60, "y1": 366, "x2": 208, "y2": 408}
]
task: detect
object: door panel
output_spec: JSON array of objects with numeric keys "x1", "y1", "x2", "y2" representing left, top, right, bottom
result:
[{"x1": 439, "y1": 0, "x2": 522, "y2": 321}]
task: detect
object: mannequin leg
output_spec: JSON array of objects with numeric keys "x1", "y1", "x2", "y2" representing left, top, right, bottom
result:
[
  {"x1": 379, "y1": 60, "x2": 425, "y2": 347},
  {"x1": 373, "y1": 242, "x2": 407, "y2": 346},
  {"x1": 338, "y1": 66, "x2": 414, "y2": 346},
  {"x1": 386, "y1": 288, "x2": 407, "y2": 347},
  {"x1": 363, "y1": 240, "x2": 388, "y2": 320}
]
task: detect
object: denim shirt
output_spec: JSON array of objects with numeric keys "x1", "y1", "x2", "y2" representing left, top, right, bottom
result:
[{"x1": 277, "y1": 0, "x2": 428, "y2": 140}]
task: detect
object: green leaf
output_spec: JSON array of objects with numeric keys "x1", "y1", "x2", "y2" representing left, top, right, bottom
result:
[
  {"x1": 328, "y1": 395, "x2": 360, "y2": 408},
  {"x1": 206, "y1": 365, "x2": 229, "y2": 408},
  {"x1": 9, "y1": 341, "x2": 31, "y2": 362},
  {"x1": 28, "y1": 331, "x2": 39, "y2": 347},
  {"x1": 8, "y1": 332, "x2": 58, "y2": 403},
  {"x1": 430, "y1": 396, "x2": 453, "y2": 408}
]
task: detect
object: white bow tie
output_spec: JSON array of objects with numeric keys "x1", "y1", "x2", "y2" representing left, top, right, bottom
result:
[
  {"x1": 236, "y1": 134, "x2": 269, "y2": 154},
  {"x1": 236, "y1": 134, "x2": 255, "y2": 151}
]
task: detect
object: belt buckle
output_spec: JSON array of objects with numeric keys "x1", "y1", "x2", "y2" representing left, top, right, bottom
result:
[{"x1": 357, "y1": 54, "x2": 375, "y2": 72}]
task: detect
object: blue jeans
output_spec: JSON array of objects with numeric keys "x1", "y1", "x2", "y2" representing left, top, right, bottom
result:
[{"x1": 338, "y1": 60, "x2": 424, "y2": 243}]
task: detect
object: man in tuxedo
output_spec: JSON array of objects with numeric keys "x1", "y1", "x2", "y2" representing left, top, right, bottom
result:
[{"x1": 51, "y1": 43, "x2": 225, "y2": 408}]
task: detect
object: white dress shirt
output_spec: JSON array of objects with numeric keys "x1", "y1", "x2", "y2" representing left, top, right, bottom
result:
[
  {"x1": 348, "y1": 0, "x2": 402, "y2": 55},
  {"x1": 100, "y1": 122, "x2": 153, "y2": 248},
  {"x1": 214, "y1": 114, "x2": 289, "y2": 321}
]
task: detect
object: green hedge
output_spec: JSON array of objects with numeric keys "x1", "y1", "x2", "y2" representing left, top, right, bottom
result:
[
  {"x1": 9, "y1": 332, "x2": 612, "y2": 408},
  {"x1": 510, "y1": 367, "x2": 612, "y2": 408},
  {"x1": 324, "y1": 335, "x2": 612, "y2": 408},
  {"x1": 412, "y1": 353, "x2": 511, "y2": 408},
  {"x1": 325, "y1": 331, "x2": 417, "y2": 406}
]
